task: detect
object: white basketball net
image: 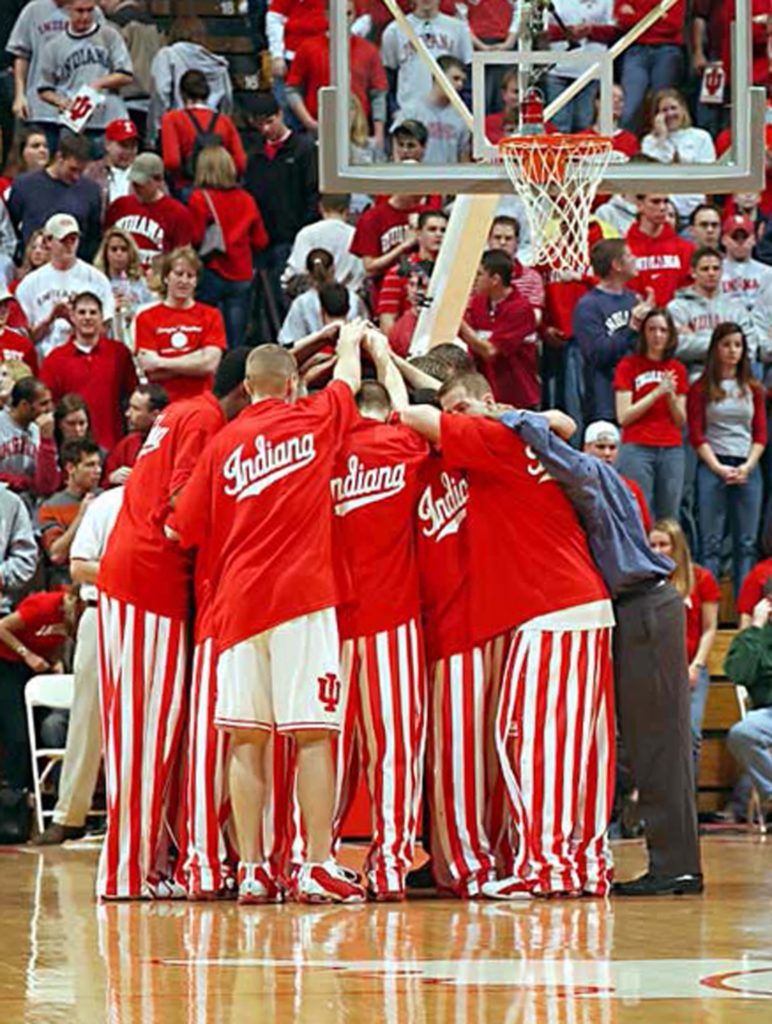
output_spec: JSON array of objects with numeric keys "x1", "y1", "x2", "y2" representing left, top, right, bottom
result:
[{"x1": 498, "y1": 134, "x2": 616, "y2": 273}]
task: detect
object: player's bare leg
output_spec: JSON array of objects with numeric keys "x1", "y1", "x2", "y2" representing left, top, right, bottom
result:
[
  {"x1": 293, "y1": 729, "x2": 365, "y2": 903},
  {"x1": 294, "y1": 730, "x2": 335, "y2": 862},
  {"x1": 228, "y1": 729, "x2": 281, "y2": 904}
]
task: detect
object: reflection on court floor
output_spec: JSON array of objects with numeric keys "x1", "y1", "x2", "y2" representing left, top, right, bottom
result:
[{"x1": 6, "y1": 837, "x2": 772, "y2": 1023}]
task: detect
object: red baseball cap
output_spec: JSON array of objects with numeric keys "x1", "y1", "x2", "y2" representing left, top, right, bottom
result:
[
  {"x1": 105, "y1": 119, "x2": 138, "y2": 143},
  {"x1": 722, "y1": 214, "x2": 754, "y2": 237}
]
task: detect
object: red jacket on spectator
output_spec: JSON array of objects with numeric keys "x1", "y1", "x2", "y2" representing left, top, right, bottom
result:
[
  {"x1": 466, "y1": 289, "x2": 540, "y2": 408},
  {"x1": 160, "y1": 107, "x2": 247, "y2": 192},
  {"x1": 614, "y1": 0, "x2": 685, "y2": 46},
  {"x1": 40, "y1": 335, "x2": 138, "y2": 450},
  {"x1": 286, "y1": 35, "x2": 387, "y2": 121},
  {"x1": 626, "y1": 220, "x2": 694, "y2": 306},
  {"x1": 267, "y1": 0, "x2": 329, "y2": 58},
  {"x1": 188, "y1": 187, "x2": 268, "y2": 281},
  {"x1": 103, "y1": 431, "x2": 143, "y2": 485}
]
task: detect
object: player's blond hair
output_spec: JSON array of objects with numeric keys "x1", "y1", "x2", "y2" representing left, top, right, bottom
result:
[{"x1": 246, "y1": 344, "x2": 298, "y2": 396}]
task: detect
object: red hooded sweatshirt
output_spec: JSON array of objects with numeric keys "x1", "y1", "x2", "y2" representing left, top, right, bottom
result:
[{"x1": 625, "y1": 221, "x2": 694, "y2": 306}]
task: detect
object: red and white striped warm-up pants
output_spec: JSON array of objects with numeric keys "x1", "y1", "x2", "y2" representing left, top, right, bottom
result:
[
  {"x1": 333, "y1": 618, "x2": 427, "y2": 894},
  {"x1": 495, "y1": 616, "x2": 615, "y2": 895},
  {"x1": 184, "y1": 637, "x2": 234, "y2": 895},
  {"x1": 426, "y1": 648, "x2": 495, "y2": 896},
  {"x1": 96, "y1": 594, "x2": 189, "y2": 899}
]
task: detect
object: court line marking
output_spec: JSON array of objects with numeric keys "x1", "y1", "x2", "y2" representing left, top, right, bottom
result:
[{"x1": 152, "y1": 958, "x2": 772, "y2": 999}]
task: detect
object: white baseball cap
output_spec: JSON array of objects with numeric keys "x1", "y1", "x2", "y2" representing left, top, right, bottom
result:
[
  {"x1": 44, "y1": 213, "x2": 81, "y2": 240},
  {"x1": 584, "y1": 420, "x2": 620, "y2": 445}
]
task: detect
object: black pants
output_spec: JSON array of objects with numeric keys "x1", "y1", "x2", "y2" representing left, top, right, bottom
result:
[
  {"x1": 613, "y1": 581, "x2": 701, "y2": 877},
  {"x1": 0, "y1": 659, "x2": 33, "y2": 790}
]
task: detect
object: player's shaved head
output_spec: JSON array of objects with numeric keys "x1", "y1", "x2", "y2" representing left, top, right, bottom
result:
[
  {"x1": 245, "y1": 344, "x2": 299, "y2": 399},
  {"x1": 213, "y1": 346, "x2": 252, "y2": 398},
  {"x1": 356, "y1": 380, "x2": 391, "y2": 421},
  {"x1": 438, "y1": 371, "x2": 495, "y2": 415}
]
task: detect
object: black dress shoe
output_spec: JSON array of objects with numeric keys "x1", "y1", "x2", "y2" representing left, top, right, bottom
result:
[
  {"x1": 612, "y1": 871, "x2": 703, "y2": 896},
  {"x1": 405, "y1": 860, "x2": 436, "y2": 890}
]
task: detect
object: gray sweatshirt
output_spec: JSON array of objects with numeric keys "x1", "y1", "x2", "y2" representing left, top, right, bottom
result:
[
  {"x1": 0, "y1": 486, "x2": 38, "y2": 614},
  {"x1": 6, "y1": 0, "x2": 72, "y2": 124},
  {"x1": 37, "y1": 22, "x2": 133, "y2": 130},
  {"x1": 669, "y1": 286, "x2": 755, "y2": 382},
  {"x1": 148, "y1": 42, "x2": 233, "y2": 141}
]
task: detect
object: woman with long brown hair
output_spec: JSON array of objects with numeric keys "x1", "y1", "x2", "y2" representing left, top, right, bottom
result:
[
  {"x1": 614, "y1": 307, "x2": 688, "y2": 519},
  {"x1": 649, "y1": 517, "x2": 719, "y2": 771},
  {"x1": 687, "y1": 322, "x2": 766, "y2": 595}
]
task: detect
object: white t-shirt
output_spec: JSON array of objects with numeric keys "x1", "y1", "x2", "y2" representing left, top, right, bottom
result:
[
  {"x1": 381, "y1": 13, "x2": 473, "y2": 111},
  {"x1": 547, "y1": 0, "x2": 614, "y2": 80},
  {"x1": 70, "y1": 485, "x2": 124, "y2": 602},
  {"x1": 393, "y1": 99, "x2": 472, "y2": 164},
  {"x1": 278, "y1": 287, "x2": 364, "y2": 345},
  {"x1": 16, "y1": 259, "x2": 116, "y2": 358},
  {"x1": 282, "y1": 219, "x2": 364, "y2": 290}
]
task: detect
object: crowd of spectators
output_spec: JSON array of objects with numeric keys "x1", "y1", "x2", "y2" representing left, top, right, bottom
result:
[{"x1": 0, "y1": 0, "x2": 770, "y2": 832}]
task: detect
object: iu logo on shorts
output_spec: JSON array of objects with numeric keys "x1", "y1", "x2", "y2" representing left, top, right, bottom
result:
[{"x1": 317, "y1": 672, "x2": 342, "y2": 713}]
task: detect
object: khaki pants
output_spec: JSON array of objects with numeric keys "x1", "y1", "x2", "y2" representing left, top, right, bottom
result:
[{"x1": 53, "y1": 607, "x2": 101, "y2": 827}]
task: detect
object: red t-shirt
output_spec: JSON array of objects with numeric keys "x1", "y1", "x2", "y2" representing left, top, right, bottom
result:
[
  {"x1": 388, "y1": 309, "x2": 417, "y2": 358},
  {"x1": 0, "y1": 326, "x2": 38, "y2": 374},
  {"x1": 331, "y1": 417, "x2": 428, "y2": 639},
  {"x1": 466, "y1": 289, "x2": 540, "y2": 408},
  {"x1": 172, "y1": 380, "x2": 358, "y2": 652},
  {"x1": 623, "y1": 475, "x2": 652, "y2": 532},
  {"x1": 613, "y1": 354, "x2": 688, "y2": 447},
  {"x1": 467, "y1": 0, "x2": 515, "y2": 38},
  {"x1": 105, "y1": 193, "x2": 195, "y2": 268},
  {"x1": 0, "y1": 591, "x2": 67, "y2": 664},
  {"x1": 40, "y1": 336, "x2": 137, "y2": 450},
  {"x1": 98, "y1": 391, "x2": 226, "y2": 619},
  {"x1": 736, "y1": 558, "x2": 772, "y2": 617},
  {"x1": 684, "y1": 564, "x2": 720, "y2": 662},
  {"x1": 134, "y1": 301, "x2": 226, "y2": 404},
  {"x1": 415, "y1": 454, "x2": 471, "y2": 662},
  {"x1": 350, "y1": 198, "x2": 441, "y2": 300},
  {"x1": 287, "y1": 35, "x2": 387, "y2": 120},
  {"x1": 440, "y1": 414, "x2": 609, "y2": 644}
]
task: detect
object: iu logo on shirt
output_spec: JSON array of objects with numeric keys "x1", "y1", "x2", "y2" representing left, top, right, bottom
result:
[{"x1": 317, "y1": 672, "x2": 342, "y2": 714}]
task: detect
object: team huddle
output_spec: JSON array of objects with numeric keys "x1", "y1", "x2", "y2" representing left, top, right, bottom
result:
[{"x1": 94, "y1": 320, "x2": 658, "y2": 904}]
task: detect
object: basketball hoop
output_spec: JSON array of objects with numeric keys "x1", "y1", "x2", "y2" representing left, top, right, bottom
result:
[{"x1": 498, "y1": 133, "x2": 619, "y2": 273}]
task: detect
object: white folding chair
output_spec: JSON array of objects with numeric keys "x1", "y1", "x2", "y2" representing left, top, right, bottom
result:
[
  {"x1": 733, "y1": 684, "x2": 768, "y2": 836},
  {"x1": 25, "y1": 674, "x2": 74, "y2": 835}
]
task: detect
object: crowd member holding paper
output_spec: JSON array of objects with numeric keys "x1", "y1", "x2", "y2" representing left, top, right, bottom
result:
[{"x1": 36, "y1": 0, "x2": 133, "y2": 154}]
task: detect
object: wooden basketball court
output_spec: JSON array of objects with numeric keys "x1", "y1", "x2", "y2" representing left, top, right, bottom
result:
[{"x1": 0, "y1": 835, "x2": 770, "y2": 1022}]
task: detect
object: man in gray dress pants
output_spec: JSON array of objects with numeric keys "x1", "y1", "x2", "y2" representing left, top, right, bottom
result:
[{"x1": 500, "y1": 408, "x2": 702, "y2": 896}]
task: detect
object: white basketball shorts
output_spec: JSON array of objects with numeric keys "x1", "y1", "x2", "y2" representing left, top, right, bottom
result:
[{"x1": 214, "y1": 607, "x2": 343, "y2": 733}]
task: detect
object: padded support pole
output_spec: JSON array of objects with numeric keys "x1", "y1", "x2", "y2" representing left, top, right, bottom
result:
[{"x1": 410, "y1": 193, "x2": 501, "y2": 356}]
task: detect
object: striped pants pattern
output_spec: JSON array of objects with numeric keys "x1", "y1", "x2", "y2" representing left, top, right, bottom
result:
[
  {"x1": 96, "y1": 594, "x2": 189, "y2": 899},
  {"x1": 333, "y1": 618, "x2": 427, "y2": 894},
  {"x1": 426, "y1": 648, "x2": 497, "y2": 896},
  {"x1": 495, "y1": 625, "x2": 615, "y2": 895},
  {"x1": 184, "y1": 637, "x2": 233, "y2": 895}
]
